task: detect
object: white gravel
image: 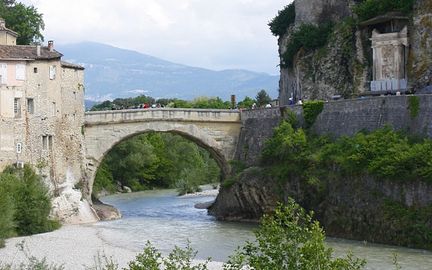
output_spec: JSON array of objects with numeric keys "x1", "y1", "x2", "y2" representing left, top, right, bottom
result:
[{"x1": 0, "y1": 225, "x2": 224, "y2": 269}]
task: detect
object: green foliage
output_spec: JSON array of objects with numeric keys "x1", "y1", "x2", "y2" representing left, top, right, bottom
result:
[
  {"x1": 382, "y1": 200, "x2": 432, "y2": 249},
  {"x1": 268, "y1": 3, "x2": 296, "y2": 37},
  {"x1": 237, "y1": 96, "x2": 255, "y2": 109},
  {"x1": 93, "y1": 162, "x2": 116, "y2": 195},
  {"x1": 91, "y1": 95, "x2": 234, "y2": 111},
  {"x1": 302, "y1": 100, "x2": 324, "y2": 128},
  {"x1": 262, "y1": 121, "x2": 309, "y2": 179},
  {"x1": 263, "y1": 121, "x2": 432, "y2": 186},
  {"x1": 0, "y1": 166, "x2": 60, "y2": 244},
  {"x1": 255, "y1": 89, "x2": 272, "y2": 107},
  {"x1": 282, "y1": 23, "x2": 334, "y2": 68},
  {"x1": 354, "y1": 0, "x2": 414, "y2": 22},
  {"x1": 190, "y1": 97, "x2": 231, "y2": 109},
  {"x1": 408, "y1": 95, "x2": 420, "y2": 118},
  {"x1": 224, "y1": 200, "x2": 366, "y2": 270},
  {"x1": 91, "y1": 95, "x2": 156, "y2": 111},
  {"x1": 127, "y1": 241, "x2": 209, "y2": 270},
  {"x1": 0, "y1": 174, "x2": 15, "y2": 248},
  {"x1": 93, "y1": 133, "x2": 221, "y2": 197},
  {"x1": 0, "y1": 0, "x2": 45, "y2": 45}
]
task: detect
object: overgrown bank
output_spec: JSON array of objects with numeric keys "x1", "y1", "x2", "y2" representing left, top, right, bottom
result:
[
  {"x1": 211, "y1": 111, "x2": 432, "y2": 250},
  {"x1": 0, "y1": 166, "x2": 60, "y2": 248}
]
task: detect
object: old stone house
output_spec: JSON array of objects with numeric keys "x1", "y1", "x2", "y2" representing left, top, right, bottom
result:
[{"x1": 0, "y1": 18, "x2": 97, "y2": 223}]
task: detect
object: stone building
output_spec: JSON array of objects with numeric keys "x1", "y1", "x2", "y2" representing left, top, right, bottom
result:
[{"x1": 0, "y1": 18, "x2": 97, "y2": 223}]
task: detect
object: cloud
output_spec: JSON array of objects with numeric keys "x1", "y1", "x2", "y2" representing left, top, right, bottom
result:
[{"x1": 19, "y1": 0, "x2": 289, "y2": 74}]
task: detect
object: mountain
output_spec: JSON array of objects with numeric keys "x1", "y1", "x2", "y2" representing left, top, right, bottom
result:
[{"x1": 57, "y1": 42, "x2": 279, "y2": 101}]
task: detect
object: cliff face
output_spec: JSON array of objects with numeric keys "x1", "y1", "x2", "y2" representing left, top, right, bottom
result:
[
  {"x1": 279, "y1": 0, "x2": 367, "y2": 105},
  {"x1": 279, "y1": 0, "x2": 432, "y2": 106},
  {"x1": 409, "y1": 0, "x2": 432, "y2": 90}
]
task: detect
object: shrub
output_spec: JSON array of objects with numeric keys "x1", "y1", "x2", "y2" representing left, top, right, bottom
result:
[
  {"x1": 354, "y1": 0, "x2": 414, "y2": 22},
  {"x1": 268, "y1": 3, "x2": 296, "y2": 37},
  {"x1": 224, "y1": 200, "x2": 366, "y2": 270},
  {"x1": 282, "y1": 23, "x2": 334, "y2": 68},
  {"x1": 0, "y1": 165, "x2": 60, "y2": 243},
  {"x1": 127, "y1": 241, "x2": 209, "y2": 270},
  {"x1": 302, "y1": 100, "x2": 324, "y2": 128}
]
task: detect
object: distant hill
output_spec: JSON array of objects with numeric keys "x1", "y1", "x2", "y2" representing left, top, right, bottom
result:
[{"x1": 58, "y1": 42, "x2": 279, "y2": 101}]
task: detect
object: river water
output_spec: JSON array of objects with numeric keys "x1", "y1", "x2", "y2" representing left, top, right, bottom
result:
[{"x1": 98, "y1": 188, "x2": 432, "y2": 269}]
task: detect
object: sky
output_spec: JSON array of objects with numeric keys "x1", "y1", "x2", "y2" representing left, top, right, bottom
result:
[{"x1": 19, "y1": 0, "x2": 289, "y2": 75}]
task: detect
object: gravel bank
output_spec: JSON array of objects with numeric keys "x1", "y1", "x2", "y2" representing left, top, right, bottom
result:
[{"x1": 0, "y1": 225, "x2": 223, "y2": 269}]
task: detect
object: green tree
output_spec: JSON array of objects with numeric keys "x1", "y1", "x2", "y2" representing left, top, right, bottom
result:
[
  {"x1": 269, "y1": 3, "x2": 296, "y2": 37},
  {"x1": 0, "y1": 1, "x2": 45, "y2": 45},
  {"x1": 255, "y1": 89, "x2": 271, "y2": 107},
  {"x1": 224, "y1": 200, "x2": 366, "y2": 270},
  {"x1": 237, "y1": 96, "x2": 255, "y2": 109}
]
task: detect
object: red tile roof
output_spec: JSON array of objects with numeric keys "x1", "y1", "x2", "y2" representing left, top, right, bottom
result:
[{"x1": 0, "y1": 45, "x2": 63, "y2": 60}]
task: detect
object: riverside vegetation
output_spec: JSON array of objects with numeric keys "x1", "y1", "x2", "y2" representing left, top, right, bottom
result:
[
  {"x1": 259, "y1": 110, "x2": 432, "y2": 250},
  {"x1": 0, "y1": 200, "x2": 367, "y2": 270},
  {"x1": 0, "y1": 165, "x2": 60, "y2": 248},
  {"x1": 93, "y1": 132, "x2": 221, "y2": 197}
]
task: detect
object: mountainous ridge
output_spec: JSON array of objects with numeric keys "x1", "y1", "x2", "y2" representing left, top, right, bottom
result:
[{"x1": 58, "y1": 42, "x2": 279, "y2": 102}]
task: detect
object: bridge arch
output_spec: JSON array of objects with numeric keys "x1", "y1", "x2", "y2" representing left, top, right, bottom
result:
[{"x1": 83, "y1": 109, "x2": 241, "y2": 200}]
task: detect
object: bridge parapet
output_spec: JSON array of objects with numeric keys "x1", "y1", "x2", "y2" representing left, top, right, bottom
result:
[{"x1": 85, "y1": 108, "x2": 241, "y2": 125}]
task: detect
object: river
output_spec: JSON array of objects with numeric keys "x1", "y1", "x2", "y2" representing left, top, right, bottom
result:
[
  {"x1": 98, "y1": 190, "x2": 432, "y2": 270},
  {"x1": 97, "y1": 188, "x2": 432, "y2": 269}
]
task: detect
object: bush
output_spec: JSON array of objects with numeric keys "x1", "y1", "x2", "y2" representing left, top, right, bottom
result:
[
  {"x1": 282, "y1": 23, "x2": 334, "y2": 68},
  {"x1": 0, "y1": 165, "x2": 60, "y2": 244},
  {"x1": 303, "y1": 100, "x2": 324, "y2": 128},
  {"x1": 354, "y1": 0, "x2": 414, "y2": 21},
  {"x1": 127, "y1": 241, "x2": 209, "y2": 270},
  {"x1": 269, "y1": 3, "x2": 296, "y2": 36},
  {"x1": 224, "y1": 200, "x2": 366, "y2": 270}
]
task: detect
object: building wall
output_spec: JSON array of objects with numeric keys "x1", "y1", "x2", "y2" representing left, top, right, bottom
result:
[
  {"x1": 0, "y1": 31, "x2": 16, "y2": 45},
  {"x1": 0, "y1": 58, "x2": 92, "y2": 222}
]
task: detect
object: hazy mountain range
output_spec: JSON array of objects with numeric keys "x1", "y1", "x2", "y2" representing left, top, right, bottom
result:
[{"x1": 58, "y1": 42, "x2": 279, "y2": 102}]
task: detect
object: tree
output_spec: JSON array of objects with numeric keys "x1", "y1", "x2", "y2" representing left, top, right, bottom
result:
[
  {"x1": 0, "y1": 1, "x2": 45, "y2": 45},
  {"x1": 256, "y1": 89, "x2": 271, "y2": 107},
  {"x1": 224, "y1": 199, "x2": 366, "y2": 270},
  {"x1": 237, "y1": 96, "x2": 255, "y2": 109}
]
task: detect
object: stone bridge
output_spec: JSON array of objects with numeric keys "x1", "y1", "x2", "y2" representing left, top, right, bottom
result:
[{"x1": 83, "y1": 108, "x2": 242, "y2": 198}]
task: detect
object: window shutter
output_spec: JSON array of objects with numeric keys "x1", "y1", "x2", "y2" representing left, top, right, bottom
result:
[
  {"x1": 49, "y1": 65, "x2": 56, "y2": 80},
  {"x1": 0, "y1": 63, "x2": 7, "y2": 84},
  {"x1": 16, "y1": 64, "x2": 26, "y2": 81}
]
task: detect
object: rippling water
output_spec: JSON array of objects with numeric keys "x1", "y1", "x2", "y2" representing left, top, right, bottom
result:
[{"x1": 97, "y1": 189, "x2": 432, "y2": 269}]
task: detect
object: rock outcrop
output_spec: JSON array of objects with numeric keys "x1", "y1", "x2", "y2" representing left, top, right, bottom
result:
[
  {"x1": 278, "y1": 0, "x2": 432, "y2": 105},
  {"x1": 409, "y1": 0, "x2": 432, "y2": 91}
]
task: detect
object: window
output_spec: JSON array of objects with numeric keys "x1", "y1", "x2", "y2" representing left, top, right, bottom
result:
[
  {"x1": 33, "y1": 67, "x2": 38, "y2": 73},
  {"x1": 27, "y1": 98, "x2": 34, "y2": 114},
  {"x1": 42, "y1": 135, "x2": 48, "y2": 150},
  {"x1": 14, "y1": 98, "x2": 21, "y2": 118},
  {"x1": 15, "y1": 64, "x2": 25, "y2": 81},
  {"x1": 49, "y1": 65, "x2": 56, "y2": 80},
  {"x1": 0, "y1": 63, "x2": 7, "y2": 84}
]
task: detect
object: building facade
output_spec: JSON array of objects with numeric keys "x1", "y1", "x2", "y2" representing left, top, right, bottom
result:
[{"x1": 0, "y1": 19, "x2": 97, "y2": 223}]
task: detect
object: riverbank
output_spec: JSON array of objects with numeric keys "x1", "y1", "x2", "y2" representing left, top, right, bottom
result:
[{"x1": 0, "y1": 225, "x2": 224, "y2": 269}]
